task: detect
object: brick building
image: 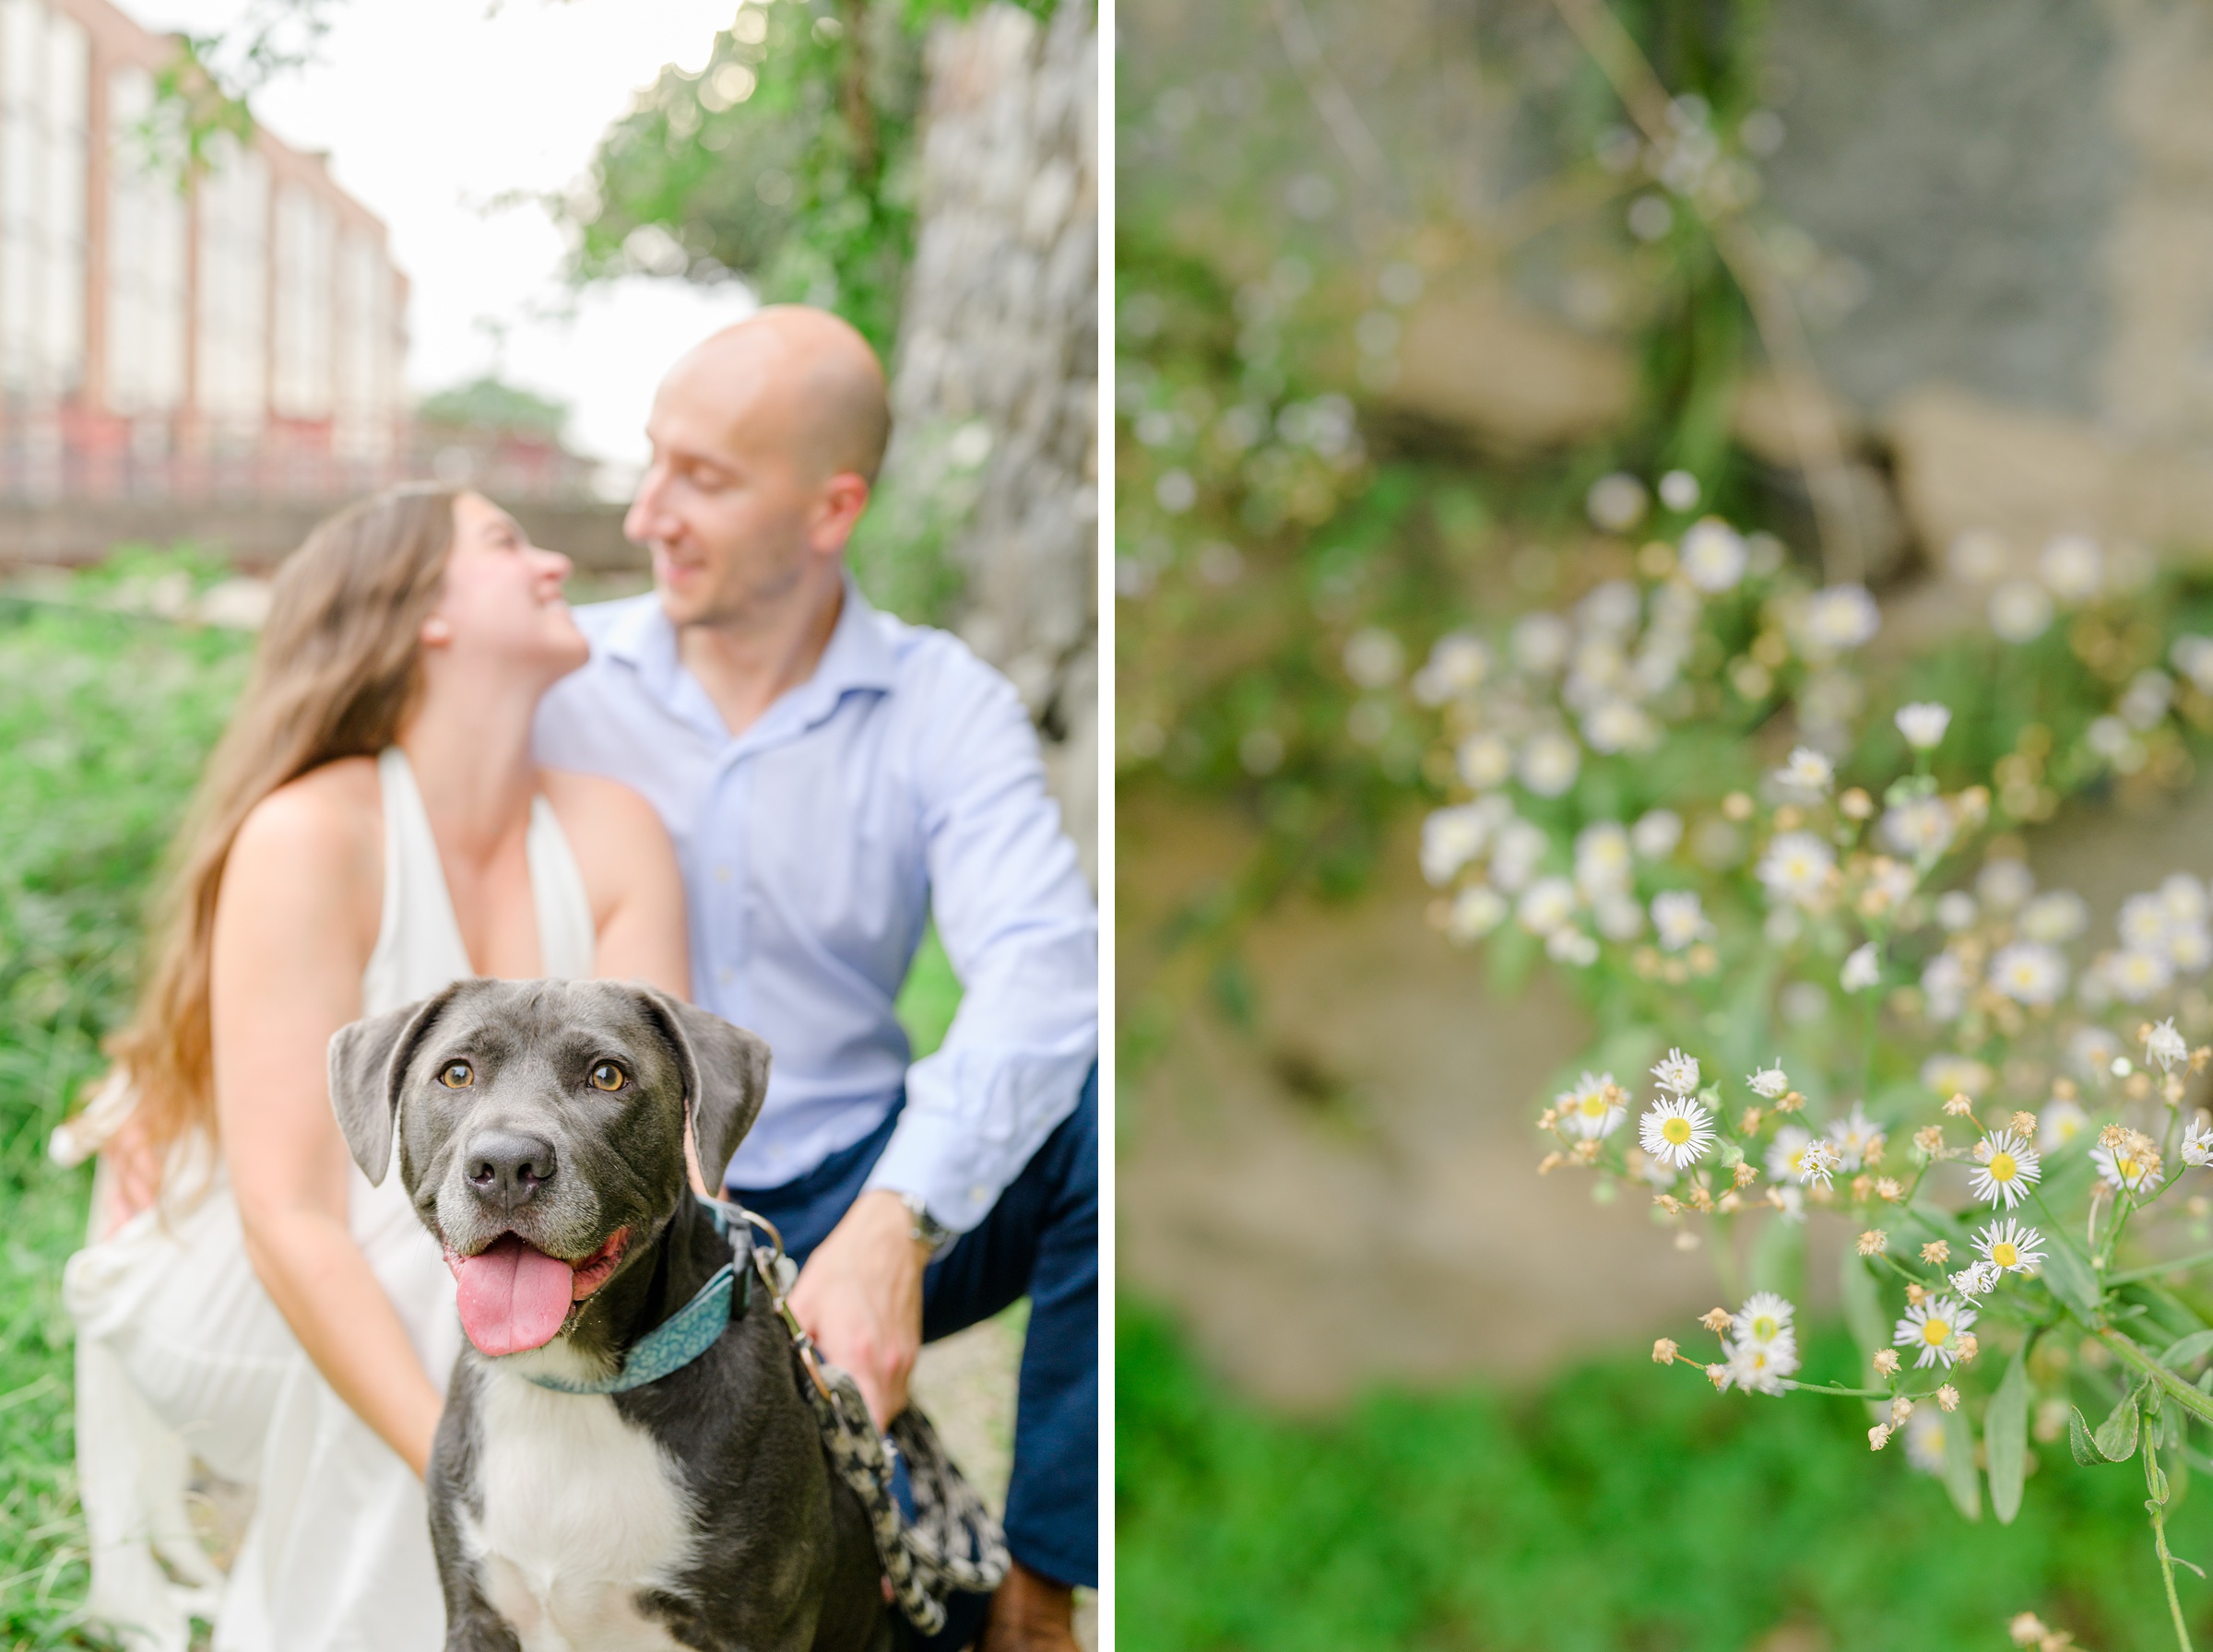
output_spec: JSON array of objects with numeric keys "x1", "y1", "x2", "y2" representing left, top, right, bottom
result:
[{"x1": 0, "y1": 0, "x2": 408, "y2": 499}]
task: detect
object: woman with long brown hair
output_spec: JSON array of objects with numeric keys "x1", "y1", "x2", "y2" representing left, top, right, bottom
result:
[{"x1": 61, "y1": 486, "x2": 691, "y2": 1651}]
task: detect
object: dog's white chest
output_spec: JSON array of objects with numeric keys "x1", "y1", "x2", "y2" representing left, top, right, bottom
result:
[{"x1": 464, "y1": 1357, "x2": 696, "y2": 1652}]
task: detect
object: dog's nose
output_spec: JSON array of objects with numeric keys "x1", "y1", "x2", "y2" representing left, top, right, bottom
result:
[{"x1": 466, "y1": 1131, "x2": 557, "y2": 1209}]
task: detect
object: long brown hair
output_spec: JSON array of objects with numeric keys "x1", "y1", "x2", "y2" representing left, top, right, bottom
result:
[{"x1": 107, "y1": 484, "x2": 460, "y2": 1186}]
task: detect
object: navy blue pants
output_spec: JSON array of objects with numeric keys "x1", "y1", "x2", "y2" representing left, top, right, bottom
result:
[{"x1": 729, "y1": 1068, "x2": 1098, "y2": 1605}]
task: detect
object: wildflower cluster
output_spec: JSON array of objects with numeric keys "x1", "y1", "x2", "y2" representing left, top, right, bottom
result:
[{"x1": 1418, "y1": 506, "x2": 2213, "y2": 1641}]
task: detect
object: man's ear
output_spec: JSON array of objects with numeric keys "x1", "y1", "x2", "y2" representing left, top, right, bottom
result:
[
  {"x1": 326, "y1": 983, "x2": 464, "y2": 1186},
  {"x1": 633, "y1": 988, "x2": 771, "y2": 1188}
]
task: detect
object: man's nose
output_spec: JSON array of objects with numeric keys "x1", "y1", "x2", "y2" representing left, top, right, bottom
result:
[
  {"x1": 466, "y1": 1130, "x2": 558, "y2": 1210},
  {"x1": 625, "y1": 466, "x2": 675, "y2": 546}
]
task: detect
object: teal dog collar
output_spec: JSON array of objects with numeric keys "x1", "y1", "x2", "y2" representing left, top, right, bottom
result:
[{"x1": 524, "y1": 1199, "x2": 752, "y2": 1396}]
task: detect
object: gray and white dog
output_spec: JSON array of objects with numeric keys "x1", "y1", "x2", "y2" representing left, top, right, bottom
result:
[{"x1": 329, "y1": 976, "x2": 892, "y2": 1652}]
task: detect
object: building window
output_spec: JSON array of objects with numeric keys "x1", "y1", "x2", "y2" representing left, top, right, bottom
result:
[
  {"x1": 195, "y1": 133, "x2": 267, "y2": 443},
  {"x1": 335, "y1": 230, "x2": 391, "y2": 460},
  {"x1": 105, "y1": 64, "x2": 186, "y2": 419},
  {"x1": 272, "y1": 183, "x2": 333, "y2": 420},
  {"x1": 0, "y1": 0, "x2": 88, "y2": 404}
]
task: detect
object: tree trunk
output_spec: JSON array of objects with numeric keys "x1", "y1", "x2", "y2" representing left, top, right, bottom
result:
[{"x1": 880, "y1": 0, "x2": 1097, "y2": 878}]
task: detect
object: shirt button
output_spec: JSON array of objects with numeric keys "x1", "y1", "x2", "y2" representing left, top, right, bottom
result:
[
  {"x1": 717, "y1": 966, "x2": 734, "y2": 985},
  {"x1": 714, "y1": 865, "x2": 731, "y2": 883},
  {"x1": 968, "y1": 1184, "x2": 988, "y2": 1206}
]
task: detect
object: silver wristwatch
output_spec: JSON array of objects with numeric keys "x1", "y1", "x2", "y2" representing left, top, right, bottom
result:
[{"x1": 896, "y1": 1190, "x2": 955, "y2": 1254}]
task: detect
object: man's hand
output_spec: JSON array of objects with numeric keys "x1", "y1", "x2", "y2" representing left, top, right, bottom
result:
[{"x1": 787, "y1": 1189, "x2": 932, "y2": 1429}]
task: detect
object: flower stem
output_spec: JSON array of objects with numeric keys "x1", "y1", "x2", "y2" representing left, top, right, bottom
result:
[
  {"x1": 2104, "y1": 1329, "x2": 2213, "y2": 1428},
  {"x1": 2109, "y1": 1247, "x2": 2213, "y2": 1287},
  {"x1": 2148, "y1": 1439, "x2": 2195, "y2": 1652}
]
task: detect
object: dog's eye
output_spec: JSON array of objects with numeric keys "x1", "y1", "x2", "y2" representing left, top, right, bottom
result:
[
  {"x1": 589, "y1": 1062, "x2": 626, "y2": 1092},
  {"x1": 438, "y1": 1061, "x2": 474, "y2": 1089}
]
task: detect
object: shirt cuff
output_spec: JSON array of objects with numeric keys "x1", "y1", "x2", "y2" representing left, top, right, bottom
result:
[{"x1": 862, "y1": 1104, "x2": 1000, "y2": 1237}]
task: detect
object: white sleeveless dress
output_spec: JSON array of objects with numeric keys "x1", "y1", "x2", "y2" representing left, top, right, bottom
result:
[{"x1": 64, "y1": 749, "x2": 596, "y2": 1652}]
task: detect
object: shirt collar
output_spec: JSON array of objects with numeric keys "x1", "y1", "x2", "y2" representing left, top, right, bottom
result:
[{"x1": 601, "y1": 574, "x2": 896, "y2": 743}]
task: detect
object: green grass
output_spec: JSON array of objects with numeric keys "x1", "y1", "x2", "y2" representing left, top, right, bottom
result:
[
  {"x1": 0, "y1": 588, "x2": 976, "y2": 1646},
  {"x1": 1119, "y1": 1304, "x2": 2213, "y2": 1652},
  {"x1": 0, "y1": 596, "x2": 251, "y2": 1647}
]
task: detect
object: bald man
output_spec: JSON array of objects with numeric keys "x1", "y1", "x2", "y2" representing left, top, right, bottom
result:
[{"x1": 533, "y1": 307, "x2": 1097, "y2": 1650}]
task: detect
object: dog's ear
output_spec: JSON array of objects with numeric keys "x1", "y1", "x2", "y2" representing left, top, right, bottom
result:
[
  {"x1": 326, "y1": 984, "x2": 465, "y2": 1186},
  {"x1": 633, "y1": 989, "x2": 771, "y2": 1188}
]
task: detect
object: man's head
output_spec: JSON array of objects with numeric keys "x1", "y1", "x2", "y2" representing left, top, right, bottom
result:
[{"x1": 625, "y1": 305, "x2": 889, "y2": 631}]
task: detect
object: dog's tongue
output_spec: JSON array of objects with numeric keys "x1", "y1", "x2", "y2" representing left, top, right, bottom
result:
[{"x1": 453, "y1": 1236, "x2": 575, "y2": 1356}]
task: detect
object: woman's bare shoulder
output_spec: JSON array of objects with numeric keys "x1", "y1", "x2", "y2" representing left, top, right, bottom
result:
[
  {"x1": 538, "y1": 769, "x2": 670, "y2": 853},
  {"x1": 227, "y1": 758, "x2": 384, "y2": 911}
]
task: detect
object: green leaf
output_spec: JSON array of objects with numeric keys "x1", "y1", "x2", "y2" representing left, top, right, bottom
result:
[
  {"x1": 2161, "y1": 1329, "x2": 2213, "y2": 1369},
  {"x1": 1985, "y1": 1350, "x2": 2029, "y2": 1524},
  {"x1": 1939, "y1": 1404, "x2": 1982, "y2": 1519},
  {"x1": 1840, "y1": 1249, "x2": 1886, "y2": 1364},
  {"x1": 2038, "y1": 1241, "x2": 2102, "y2": 1322},
  {"x1": 2070, "y1": 1406, "x2": 2110, "y2": 1466},
  {"x1": 2094, "y1": 1389, "x2": 2142, "y2": 1463}
]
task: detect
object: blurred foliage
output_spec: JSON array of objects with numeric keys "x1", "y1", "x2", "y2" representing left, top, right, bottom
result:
[
  {"x1": 0, "y1": 579, "x2": 252, "y2": 1647},
  {"x1": 1120, "y1": 1304, "x2": 2213, "y2": 1652},
  {"x1": 416, "y1": 376, "x2": 572, "y2": 439},
  {"x1": 562, "y1": 0, "x2": 1058, "y2": 360}
]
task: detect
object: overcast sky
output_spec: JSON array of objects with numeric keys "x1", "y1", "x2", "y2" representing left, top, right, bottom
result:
[{"x1": 140, "y1": 0, "x2": 759, "y2": 474}]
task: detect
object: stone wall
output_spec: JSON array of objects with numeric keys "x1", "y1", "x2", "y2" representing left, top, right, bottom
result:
[{"x1": 882, "y1": 0, "x2": 1098, "y2": 873}]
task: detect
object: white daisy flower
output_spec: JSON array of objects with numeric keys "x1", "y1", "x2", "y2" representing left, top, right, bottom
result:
[
  {"x1": 1774, "y1": 746, "x2": 1834, "y2": 795},
  {"x1": 1841, "y1": 943, "x2": 1881, "y2": 993},
  {"x1": 1977, "y1": 859, "x2": 2036, "y2": 912},
  {"x1": 1593, "y1": 895, "x2": 1646, "y2": 942},
  {"x1": 1651, "y1": 1048, "x2": 1701, "y2": 1096},
  {"x1": 1722, "y1": 1336, "x2": 1799, "y2": 1396},
  {"x1": 2041, "y1": 534, "x2": 2103, "y2": 602},
  {"x1": 1578, "y1": 579, "x2": 1640, "y2": 637},
  {"x1": 1419, "y1": 806, "x2": 1489, "y2": 885},
  {"x1": 1766, "y1": 1125, "x2": 1814, "y2": 1184},
  {"x1": 1919, "y1": 1053, "x2": 1993, "y2": 1098},
  {"x1": 1446, "y1": 884, "x2": 1509, "y2": 942},
  {"x1": 1797, "y1": 1139, "x2": 1843, "y2": 1190},
  {"x1": 2067, "y1": 1027, "x2": 2122, "y2": 1083},
  {"x1": 2168, "y1": 926, "x2": 2213, "y2": 975},
  {"x1": 2018, "y1": 890, "x2": 2089, "y2": 944},
  {"x1": 1517, "y1": 877, "x2": 1579, "y2": 937},
  {"x1": 1968, "y1": 1129, "x2": 2042, "y2": 1209},
  {"x1": 1582, "y1": 699, "x2": 1657, "y2": 755},
  {"x1": 1989, "y1": 579, "x2": 2053, "y2": 643},
  {"x1": 1556, "y1": 1072, "x2": 1625, "y2": 1140},
  {"x1": 1733, "y1": 1292, "x2": 1796, "y2": 1348},
  {"x1": 1921, "y1": 953, "x2": 1971, "y2": 1022},
  {"x1": 2121, "y1": 893, "x2": 2172, "y2": 952},
  {"x1": 1935, "y1": 891, "x2": 1978, "y2": 931},
  {"x1": 1903, "y1": 1409, "x2": 1949, "y2": 1473},
  {"x1": 1631, "y1": 808, "x2": 1684, "y2": 859},
  {"x1": 2104, "y1": 948, "x2": 2174, "y2": 1003},
  {"x1": 1747, "y1": 1063, "x2": 1790, "y2": 1101},
  {"x1": 1829, "y1": 1103, "x2": 1886, "y2": 1171},
  {"x1": 1546, "y1": 928, "x2": 1600, "y2": 967},
  {"x1": 1651, "y1": 890, "x2": 1713, "y2": 953},
  {"x1": 1895, "y1": 1294, "x2": 1978, "y2": 1369},
  {"x1": 2092, "y1": 1140, "x2": 2158, "y2": 1194},
  {"x1": 1880, "y1": 796, "x2": 1955, "y2": 860},
  {"x1": 2183, "y1": 1117, "x2": 2213, "y2": 1167},
  {"x1": 1948, "y1": 1261, "x2": 1999, "y2": 1298},
  {"x1": 1512, "y1": 612, "x2": 1572, "y2": 674},
  {"x1": 1457, "y1": 733, "x2": 1515, "y2": 793},
  {"x1": 1757, "y1": 832, "x2": 1836, "y2": 907},
  {"x1": 2038, "y1": 1096, "x2": 2089, "y2": 1151},
  {"x1": 1989, "y1": 941, "x2": 2068, "y2": 1008},
  {"x1": 1974, "y1": 1218, "x2": 2045, "y2": 1274},
  {"x1": 1639, "y1": 1095, "x2": 1715, "y2": 1170},
  {"x1": 1800, "y1": 584, "x2": 1880, "y2": 657},
  {"x1": 2147, "y1": 1017, "x2": 2190, "y2": 1073},
  {"x1": 1895, "y1": 702, "x2": 1952, "y2": 750},
  {"x1": 1679, "y1": 518, "x2": 1747, "y2": 592},
  {"x1": 1488, "y1": 819, "x2": 1549, "y2": 894},
  {"x1": 2164, "y1": 873, "x2": 2212, "y2": 926},
  {"x1": 1517, "y1": 730, "x2": 1582, "y2": 798},
  {"x1": 1573, "y1": 821, "x2": 1635, "y2": 899}
]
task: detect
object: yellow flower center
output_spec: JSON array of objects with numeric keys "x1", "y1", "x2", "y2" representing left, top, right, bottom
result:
[
  {"x1": 1991, "y1": 1242, "x2": 2018, "y2": 1268},
  {"x1": 1923, "y1": 1317, "x2": 1951, "y2": 1346},
  {"x1": 1579, "y1": 1094, "x2": 1608, "y2": 1118},
  {"x1": 2117, "y1": 1155, "x2": 2140, "y2": 1181},
  {"x1": 1751, "y1": 1316, "x2": 1780, "y2": 1341},
  {"x1": 1662, "y1": 1115, "x2": 1692, "y2": 1145},
  {"x1": 1988, "y1": 1151, "x2": 2018, "y2": 1183}
]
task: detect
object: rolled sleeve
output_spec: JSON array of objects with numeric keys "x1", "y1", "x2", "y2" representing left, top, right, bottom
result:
[{"x1": 863, "y1": 655, "x2": 1097, "y2": 1232}]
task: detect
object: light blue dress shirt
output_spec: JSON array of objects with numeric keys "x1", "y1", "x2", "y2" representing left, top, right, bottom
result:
[{"x1": 531, "y1": 580, "x2": 1098, "y2": 1233}]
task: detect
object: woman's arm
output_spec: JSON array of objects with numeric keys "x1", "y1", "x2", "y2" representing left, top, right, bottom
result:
[
  {"x1": 210, "y1": 771, "x2": 445, "y2": 1478},
  {"x1": 541, "y1": 770, "x2": 692, "y2": 999}
]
